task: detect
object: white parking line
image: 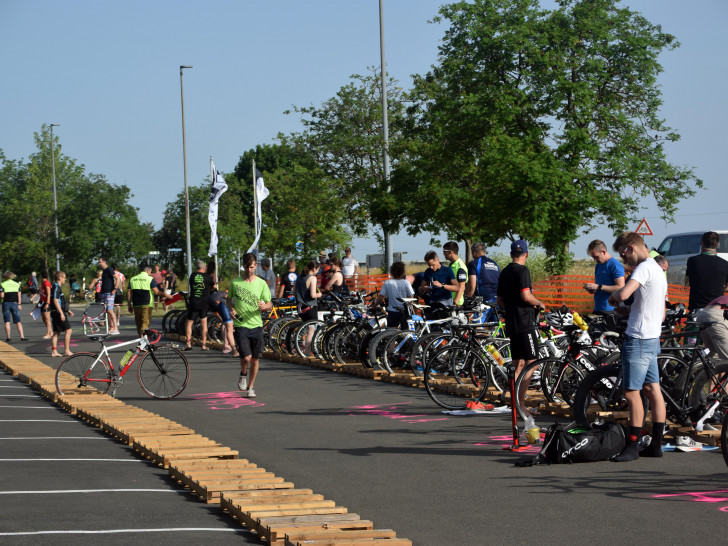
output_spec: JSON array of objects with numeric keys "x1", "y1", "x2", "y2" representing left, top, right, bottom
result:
[
  {"x1": 0, "y1": 395, "x2": 40, "y2": 398},
  {"x1": 0, "y1": 420, "x2": 76, "y2": 422},
  {"x1": 0, "y1": 437, "x2": 108, "y2": 440},
  {"x1": 0, "y1": 406, "x2": 55, "y2": 409},
  {"x1": 0, "y1": 489, "x2": 179, "y2": 495},
  {"x1": 0, "y1": 386, "x2": 32, "y2": 389},
  {"x1": 0, "y1": 458, "x2": 143, "y2": 462},
  {"x1": 0, "y1": 528, "x2": 244, "y2": 536}
]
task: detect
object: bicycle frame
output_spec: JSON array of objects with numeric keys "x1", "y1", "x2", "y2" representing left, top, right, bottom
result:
[{"x1": 80, "y1": 335, "x2": 152, "y2": 394}]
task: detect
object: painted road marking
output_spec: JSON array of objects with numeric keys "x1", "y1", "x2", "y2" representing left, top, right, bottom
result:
[
  {"x1": 0, "y1": 489, "x2": 179, "y2": 495},
  {"x1": 0, "y1": 436, "x2": 109, "y2": 440},
  {"x1": 0, "y1": 528, "x2": 245, "y2": 536},
  {"x1": 0, "y1": 458, "x2": 143, "y2": 462}
]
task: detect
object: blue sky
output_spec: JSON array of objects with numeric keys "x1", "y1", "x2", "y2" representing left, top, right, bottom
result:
[{"x1": 1, "y1": 0, "x2": 726, "y2": 265}]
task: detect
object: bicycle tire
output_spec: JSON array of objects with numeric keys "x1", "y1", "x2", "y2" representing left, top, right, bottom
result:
[
  {"x1": 207, "y1": 315, "x2": 223, "y2": 344},
  {"x1": 161, "y1": 310, "x2": 180, "y2": 334},
  {"x1": 687, "y1": 360, "x2": 728, "y2": 427},
  {"x1": 137, "y1": 345, "x2": 190, "y2": 399},
  {"x1": 358, "y1": 329, "x2": 380, "y2": 367},
  {"x1": 268, "y1": 317, "x2": 296, "y2": 354},
  {"x1": 174, "y1": 310, "x2": 189, "y2": 336},
  {"x1": 722, "y1": 410, "x2": 728, "y2": 467},
  {"x1": 381, "y1": 331, "x2": 416, "y2": 373},
  {"x1": 332, "y1": 322, "x2": 363, "y2": 365},
  {"x1": 367, "y1": 329, "x2": 400, "y2": 370},
  {"x1": 572, "y1": 364, "x2": 628, "y2": 427},
  {"x1": 279, "y1": 319, "x2": 302, "y2": 355},
  {"x1": 55, "y1": 352, "x2": 111, "y2": 395},
  {"x1": 84, "y1": 290, "x2": 95, "y2": 304},
  {"x1": 513, "y1": 359, "x2": 548, "y2": 421},
  {"x1": 540, "y1": 355, "x2": 586, "y2": 406},
  {"x1": 292, "y1": 320, "x2": 323, "y2": 357},
  {"x1": 423, "y1": 345, "x2": 489, "y2": 410},
  {"x1": 408, "y1": 332, "x2": 452, "y2": 377},
  {"x1": 312, "y1": 322, "x2": 336, "y2": 361}
]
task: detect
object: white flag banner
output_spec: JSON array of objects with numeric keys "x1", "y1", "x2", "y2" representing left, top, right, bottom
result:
[
  {"x1": 247, "y1": 168, "x2": 268, "y2": 253},
  {"x1": 208, "y1": 160, "x2": 228, "y2": 256}
]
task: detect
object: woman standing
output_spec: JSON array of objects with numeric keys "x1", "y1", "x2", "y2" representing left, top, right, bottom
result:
[
  {"x1": 1, "y1": 271, "x2": 27, "y2": 342},
  {"x1": 322, "y1": 257, "x2": 348, "y2": 295},
  {"x1": 376, "y1": 262, "x2": 415, "y2": 327},
  {"x1": 39, "y1": 271, "x2": 53, "y2": 339},
  {"x1": 294, "y1": 260, "x2": 321, "y2": 356}
]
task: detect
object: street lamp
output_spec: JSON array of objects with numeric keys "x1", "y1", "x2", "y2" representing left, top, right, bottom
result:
[
  {"x1": 179, "y1": 65, "x2": 193, "y2": 280},
  {"x1": 50, "y1": 123, "x2": 61, "y2": 272}
]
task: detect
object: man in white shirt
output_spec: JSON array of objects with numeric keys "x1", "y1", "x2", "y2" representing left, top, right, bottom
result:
[
  {"x1": 608, "y1": 232, "x2": 667, "y2": 461},
  {"x1": 342, "y1": 247, "x2": 359, "y2": 278},
  {"x1": 258, "y1": 258, "x2": 276, "y2": 295}
]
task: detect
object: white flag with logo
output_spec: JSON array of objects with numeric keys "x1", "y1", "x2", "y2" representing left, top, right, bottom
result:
[
  {"x1": 247, "y1": 168, "x2": 269, "y2": 253},
  {"x1": 208, "y1": 160, "x2": 228, "y2": 256}
]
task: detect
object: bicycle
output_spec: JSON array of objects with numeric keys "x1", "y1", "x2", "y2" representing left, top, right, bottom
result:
[{"x1": 55, "y1": 328, "x2": 190, "y2": 399}]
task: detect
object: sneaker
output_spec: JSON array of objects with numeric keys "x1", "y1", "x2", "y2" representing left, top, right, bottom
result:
[
  {"x1": 675, "y1": 436, "x2": 703, "y2": 452},
  {"x1": 466, "y1": 401, "x2": 486, "y2": 410},
  {"x1": 238, "y1": 374, "x2": 248, "y2": 391},
  {"x1": 703, "y1": 423, "x2": 719, "y2": 432},
  {"x1": 246, "y1": 388, "x2": 256, "y2": 398},
  {"x1": 110, "y1": 330, "x2": 121, "y2": 336}
]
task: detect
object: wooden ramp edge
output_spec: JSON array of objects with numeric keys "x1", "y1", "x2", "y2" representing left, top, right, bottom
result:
[{"x1": 0, "y1": 341, "x2": 413, "y2": 545}]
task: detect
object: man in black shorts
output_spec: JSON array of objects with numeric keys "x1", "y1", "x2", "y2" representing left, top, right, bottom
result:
[
  {"x1": 184, "y1": 261, "x2": 214, "y2": 351},
  {"x1": 497, "y1": 240, "x2": 545, "y2": 419}
]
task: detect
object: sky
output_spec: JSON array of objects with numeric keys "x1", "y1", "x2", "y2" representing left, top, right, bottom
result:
[{"x1": 1, "y1": 0, "x2": 726, "y2": 267}]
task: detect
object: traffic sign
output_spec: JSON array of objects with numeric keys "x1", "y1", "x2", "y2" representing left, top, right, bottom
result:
[{"x1": 635, "y1": 218, "x2": 653, "y2": 236}]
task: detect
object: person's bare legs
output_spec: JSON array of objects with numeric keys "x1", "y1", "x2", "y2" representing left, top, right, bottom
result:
[
  {"x1": 16, "y1": 322, "x2": 24, "y2": 339},
  {"x1": 4, "y1": 321, "x2": 10, "y2": 340},
  {"x1": 51, "y1": 330, "x2": 61, "y2": 357},
  {"x1": 42, "y1": 312, "x2": 52, "y2": 338},
  {"x1": 185, "y1": 319, "x2": 193, "y2": 349},
  {"x1": 62, "y1": 328, "x2": 72, "y2": 356},
  {"x1": 200, "y1": 318, "x2": 208, "y2": 349},
  {"x1": 241, "y1": 356, "x2": 260, "y2": 389}
]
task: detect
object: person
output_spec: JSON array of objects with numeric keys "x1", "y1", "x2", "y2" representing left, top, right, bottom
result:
[
  {"x1": 608, "y1": 232, "x2": 667, "y2": 461},
  {"x1": 163, "y1": 269, "x2": 177, "y2": 311},
  {"x1": 316, "y1": 251, "x2": 330, "y2": 279},
  {"x1": 685, "y1": 231, "x2": 728, "y2": 311},
  {"x1": 418, "y1": 251, "x2": 459, "y2": 319},
  {"x1": 151, "y1": 264, "x2": 165, "y2": 311},
  {"x1": 294, "y1": 260, "x2": 322, "y2": 356},
  {"x1": 1, "y1": 271, "x2": 27, "y2": 342},
  {"x1": 375, "y1": 261, "x2": 415, "y2": 327},
  {"x1": 322, "y1": 256, "x2": 349, "y2": 295},
  {"x1": 68, "y1": 273, "x2": 80, "y2": 301},
  {"x1": 112, "y1": 263, "x2": 125, "y2": 322},
  {"x1": 496, "y1": 240, "x2": 545, "y2": 422},
  {"x1": 227, "y1": 252, "x2": 272, "y2": 398},
  {"x1": 258, "y1": 258, "x2": 277, "y2": 295},
  {"x1": 127, "y1": 264, "x2": 169, "y2": 336},
  {"x1": 412, "y1": 271, "x2": 430, "y2": 306},
  {"x1": 28, "y1": 272, "x2": 39, "y2": 304},
  {"x1": 696, "y1": 295, "x2": 728, "y2": 361},
  {"x1": 277, "y1": 259, "x2": 297, "y2": 299},
  {"x1": 466, "y1": 243, "x2": 500, "y2": 302},
  {"x1": 89, "y1": 269, "x2": 102, "y2": 303},
  {"x1": 654, "y1": 254, "x2": 669, "y2": 273},
  {"x1": 582, "y1": 239, "x2": 626, "y2": 314},
  {"x1": 342, "y1": 247, "x2": 359, "y2": 283},
  {"x1": 442, "y1": 242, "x2": 468, "y2": 306},
  {"x1": 39, "y1": 271, "x2": 53, "y2": 339},
  {"x1": 185, "y1": 261, "x2": 214, "y2": 351},
  {"x1": 50, "y1": 271, "x2": 74, "y2": 357},
  {"x1": 97, "y1": 257, "x2": 119, "y2": 335}
]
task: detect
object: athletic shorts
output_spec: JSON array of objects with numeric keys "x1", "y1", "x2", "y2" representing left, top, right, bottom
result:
[
  {"x1": 50, "y1": 311, "x2": 71, "y2": 333},
  {"x1": 100, "y1": 293, "x2": 115, "y2": 311},
  {"x1": 212, "y1": 301, "x2": 233, "y2": 324},
  {"x1": 186, "y1": 306, "x2": 209, "y2": 322},
  {"x1": 298, "y1": 307, "x2": 318, "y2": 322},
  {"x1": 509, "y1": 328, "x2": 540, "y2": 360},
  {"x1": 622, "y1": 336, "x2": 660, "y2": 390},
  {"x1": 234, "y1": 326, "x2": 265, "y2": 359},
  {"x1": 114, "y1": 290, "x2": 123, "y2": 305},
  {"x1": 2, "y1": 302, "x2": 21, "y2": 324}
]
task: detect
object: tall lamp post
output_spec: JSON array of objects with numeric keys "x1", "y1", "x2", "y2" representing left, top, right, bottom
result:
[
  {"x1": 379, "y1": 0, "x2": 393, "y2": 270},
  {"x1": 179, "y1": 65, "x2": 193, "y2": 280},
  {"x1": 50, "y1": 123, "x2": 61, "y2": 272}
]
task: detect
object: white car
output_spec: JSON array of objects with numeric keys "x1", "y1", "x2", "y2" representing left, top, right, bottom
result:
[{"x1": 655, "y1": 231, "x2": 728, "y2": 284}]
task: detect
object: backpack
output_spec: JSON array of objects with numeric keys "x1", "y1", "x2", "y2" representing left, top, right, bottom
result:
[{"x1": 532, "y1": 422, "x2": 626, "y2": 464}]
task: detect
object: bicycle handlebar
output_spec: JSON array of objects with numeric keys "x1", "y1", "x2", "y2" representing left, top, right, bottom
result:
[{"x1": 143, "y1": 329, "x2": 161, "y2": 344}]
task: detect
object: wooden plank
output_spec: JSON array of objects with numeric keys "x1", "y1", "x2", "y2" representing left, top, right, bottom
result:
[
  {"x1": 200, "y1": 479, "x2": 294, "y2": 502},
  {"x1": 287, "y1": 539, "x2": 411, "y2": 546},
  {"x1": 283, "y1": 529, "x2": 397, "y2": 545},
  {"x1": 253, "y1": 514, "x2": 369, "y2": 545}
]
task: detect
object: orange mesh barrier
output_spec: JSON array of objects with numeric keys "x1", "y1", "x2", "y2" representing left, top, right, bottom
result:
[{"x1": 533, "y1": 275, "x2": 690, "y2": 314}]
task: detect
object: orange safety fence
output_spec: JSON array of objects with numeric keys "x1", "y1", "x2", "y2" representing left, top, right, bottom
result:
[{"x1": 533, "y1": 275, "x2": 689, "y2": 314}]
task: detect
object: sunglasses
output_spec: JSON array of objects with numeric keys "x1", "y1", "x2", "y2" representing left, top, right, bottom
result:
[{"x1": 618, "y1": 246, "x2": 632, "y2": 258}]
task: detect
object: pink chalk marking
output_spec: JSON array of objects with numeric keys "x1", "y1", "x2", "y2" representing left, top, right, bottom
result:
[
  {"x1": 187, "y1": 391, "x2": 264, "y2": 410},
  {"x1": 347, "y1": 402, "x2": 449, "y2": 424},
  {"x1": 653, "y1": 490, "x2": 728, "y2": 504}
]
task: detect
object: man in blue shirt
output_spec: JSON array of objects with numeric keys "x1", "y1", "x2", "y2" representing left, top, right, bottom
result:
[
  {"x1": 466, "y1": 242, "x2": 500, "y2": 302},
  {"x1": 419, "y1": 251, "x2": 459, "y2": 317},
  {"x1": 583, "y1": 239, "x2": 625, "y2": 314}
]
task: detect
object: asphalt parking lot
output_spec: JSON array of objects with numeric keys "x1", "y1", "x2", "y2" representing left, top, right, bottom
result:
[{"x1": 2, "y1": 309, "x2": 728, "y2": 545}]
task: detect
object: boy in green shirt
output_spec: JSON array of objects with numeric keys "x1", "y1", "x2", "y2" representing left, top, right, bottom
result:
[{"x1": 227, "y1": 253, "x2": 272, "y2": 398}]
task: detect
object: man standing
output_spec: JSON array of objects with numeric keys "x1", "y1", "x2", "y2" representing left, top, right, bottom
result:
[
  {"x1": 496, "y1": 240, "x2": 545, "y2": 421},
  {"x1": 608, "y1": 232, "x2": 667, "y2": 461},
  {"x1": 112, "y1": 263, "x2": 125, "y2": 323},
  {"x1": 685, "y1": 231, "x2": 728, "y2": 311},
  {"x1": 185, "y1": 261, "x2": 214, "y2": 351},
  {"x1": 442, "y1": 242, "x2": 468, "y2": 306},
  {"x1": 582, "y1": 239, "x2": 626, "y2": 314},
  {"x1": 50, "y1": 271, "x2": 74, "y2": 357},
  {"x1": 127, "y1": 264, "x2": 169, "y2": 336},
  {"x1": 277, "y1": 259, "x2": 297, "y2": 299},
  {"x1": 227, "y1": 252, "x2": 272, "y2": 398},
  {"x1": 342, "y1": 247, "x2": 359, "y2": 283},
  {"x1": 258, "y1": 258, "x2": 277, "y2": 295},
  {"x1": 98, "y1": 257, "x2": 119, "y2": 335},
  {"x1": 419, "y1": 251, "x2": 459, "y2": 318},
  {"x1": 466, "y1": 243, "x2": 500, "y2": 302},
  {"x1": 151, "y1": 264, "x2": 165, "y2": 311}
]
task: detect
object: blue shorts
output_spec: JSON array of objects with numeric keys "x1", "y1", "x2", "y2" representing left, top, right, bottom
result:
[
  {"x1": 101, "y1": 293, "x2": 115, "y2": 311},
  {"x1": 2, "y1": 302, "x2": 21, "y2": 324},
  {"x1": 622, "y1": 336, "x2": 661, "y2": 390},
  {"x1": 212, "y1": 300, "x2": 233, "y2": 323}
]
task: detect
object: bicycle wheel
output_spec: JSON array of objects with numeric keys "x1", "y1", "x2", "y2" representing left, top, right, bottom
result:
[
  {"x1": 408, "y1": 332, "x2": 452, "y2": 377},
  {"x1": 572, "y1": 364, "x2": 627, "y2": 427},
  {"x1": 513, "y1": 359, "x2": 547, "y2": 421},
  {"x1": 292, "y1": 320, "x2": 324, "y2": 357},
  {"x1": 687, "y1": 361, "x2": 728, "y2": 427},
  {"x1": 423, "y1": 345, "x2": 489, "y2": 410},
  {"x1": 540, "y1": 355, "x2": 586, "y2": 406},
  {"x1": 84, "y1": 290, "x2": 95, "y2": 303},
  {"x1": 55, "y1": 352, "x2": 111, "y2": 395},
  {"x1": 722, "y1": 410, "x2": 728, "y2": 467},
  {"x1": 207, "y1": 315, "x2": 223, "y2": 344},
  {"x1": 381, "y1": 331, "x2": 415, "y2": 373},
  {"x1": 162, "y1": 310, "x2": 180, "y2": 334},
  {"x1": 137, "y1": 345, "x2": 190, "y2": 399},
  {"x1": 279, "y1": 319, "x2": 302, "y2": 355},
  {"x1": 367, "y1": 329, "x2": 400, "y2": 370}
]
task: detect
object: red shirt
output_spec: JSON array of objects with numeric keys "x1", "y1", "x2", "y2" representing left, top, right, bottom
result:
[{"x1": 39, "y1": 279, "x2": 52, "y2": 303}]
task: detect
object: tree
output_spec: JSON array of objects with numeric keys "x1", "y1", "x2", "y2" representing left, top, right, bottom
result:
[
  {"x1": 0, "y1": 126, "x2": 152, "y2": 275},
  {"x1": 397, "y1": 0, "x2": 701, "y2": 272},
  {"x1": 285, "y1": 70, "x2": 408, "y2": 249}
]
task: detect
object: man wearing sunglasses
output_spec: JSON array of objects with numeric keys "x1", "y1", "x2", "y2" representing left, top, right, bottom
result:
[{"x1": 608, "y1": 232, "x2": 667, "y2": 461}]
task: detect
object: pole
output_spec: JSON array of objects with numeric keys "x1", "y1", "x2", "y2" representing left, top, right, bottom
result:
[
  {"x1": 379, "y1": 0, "x2": 393, "y2": 271},
  {"x1": 180, "y1": 65, "x2": 193, "y2": 280},
  {"x1": 210, "y1": 156, "x2": 219, "y2": 280},
  {"x1": 50, "y1": 123, "x2": 61, "y2": 272},
  {"x1": 252, "y1": 159, "x2": 258, "y2": 256}
]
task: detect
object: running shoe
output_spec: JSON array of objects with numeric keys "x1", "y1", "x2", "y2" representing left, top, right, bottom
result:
[
  {"x1": 246, "y1": 388, "x2": 256, "y2": 398},
  {"x1": 675, "y1": 436, "x2": 703, "y2": 452},
  {"x1": 466, "y1": 401, "x2": 486, "y2": 410},
  {"x1": 238, "y1": 374, "x2": 248, "y2": 391}
]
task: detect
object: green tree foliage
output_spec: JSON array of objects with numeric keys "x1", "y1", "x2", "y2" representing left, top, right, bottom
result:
[
  {"x1": 285, "y1": 70, "x2": 407, "y2": 242},
  {"x1": 397, "y1": 0, "x2": 701, "y2": 272},
  {"x1": 0, "y1": 126, "x2": 152, "y2": 275}
]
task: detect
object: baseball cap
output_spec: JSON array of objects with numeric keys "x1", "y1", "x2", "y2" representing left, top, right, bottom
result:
[{"x1": 511, "y1": 240, "x2": 528, "y2": 254}]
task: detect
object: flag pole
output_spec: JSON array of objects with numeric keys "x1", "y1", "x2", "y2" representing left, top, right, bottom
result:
[
  {"x1": 210, "y1": 156, "x2": 219, "y2": 277},
  {"x1": 252, "y1": 159, "x2": 258, "y2": 255}
]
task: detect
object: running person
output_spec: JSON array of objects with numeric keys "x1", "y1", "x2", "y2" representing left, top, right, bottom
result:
[{"x1": 227, "y1": 253, "x2": 272, "y2": 398}]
